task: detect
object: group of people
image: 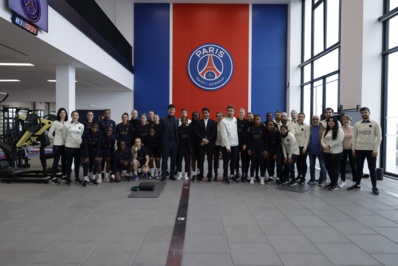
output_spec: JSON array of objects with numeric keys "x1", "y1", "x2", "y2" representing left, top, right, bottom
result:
[{"x1": 47, "y1": 104, "x2": 382, "y2": 195}]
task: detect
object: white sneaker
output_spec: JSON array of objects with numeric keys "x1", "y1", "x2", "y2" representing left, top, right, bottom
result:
[
  {"x1": 104, "y1": 176, "x2": 110, "y2": 182},
  {"x1": 260, "y1": 177, "x2": 265, "y2": 185},
  {"x1": 250, "y1": 177, "x2": 254, "y2": 184},
  {"x1": 177, "y1": 172, "x2": 182, "y2": 180},
  {"x1": 184, "y1": 173, "x2": 188, "y2": 180},
  {"x1": 338, "y1": 181, "x2": 346, "y2": 188}
]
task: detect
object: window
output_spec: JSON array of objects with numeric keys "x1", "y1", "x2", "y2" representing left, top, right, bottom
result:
[
  {"x1": 300, "y1": 0, "x2": 341, "y2": 124},
  {"x1": 381, "y1": 0, "x2": 398, "y2": 176}
]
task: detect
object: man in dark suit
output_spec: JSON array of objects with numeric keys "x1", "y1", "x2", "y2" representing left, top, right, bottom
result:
[
  {"x1": 196, "y1": 107, "x2": 216, "y2": 182},
  {"x1": 159, "y1": 104, "x2": 179, "y2": 181}
]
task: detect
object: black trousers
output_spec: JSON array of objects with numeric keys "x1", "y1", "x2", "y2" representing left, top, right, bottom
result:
[
  {"x1": 65, "y1": 147, "x2": 81, "y2": 180},
  {"x1": 198, "y1": 144, "x2": 214, "y2": 178},
  {"x1": 283, "y1": 154, "x2": 299, "y2": 182},
  {"x1": 340, "y1": 149, "x2": 357, "y2": 182},
  {"x1": 250, "y1": 150, "x2": 265, "y2": 177},
  {"x1": 266, "y1": 151, "x2": 282, "y2": 179},
  {"x1": 324, "y1": 152, "x2": 343, "y2": 186},
  {"x1": 52, "y1": 145, "x2": 66, "y2": 178},
  {"x1": 82, "y1": 152, "x2": 100, "y2": 176},
  {"x1": 177, "y1": 148, "x2": 190, "y2": 173},
  {"x1": 222, "y1": 146, "x2": 238, "y2": 178},
  {"x1": 236, "y1": 144, "x2": 249, "y2": 176},
  {"x1": 296, "y1": 147, "x2": 308, "y2": 180},
  {"x1": 213, "y1": 145, "x2": 222, "y2": 176},
  {"x1": 162, "y1": 141, "x2": 178, "y2": 177},
  {"x1": 355, "y1": 150, "x2": 377, "y2": 188}
]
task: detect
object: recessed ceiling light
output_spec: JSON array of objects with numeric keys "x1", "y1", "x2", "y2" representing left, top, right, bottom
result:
[
  {"x1": 47, "y1": 80, "x2": 77, "y2": 82},
  {"x1": 0, "y1": 79, "x2": 21, "y2": 82},
  {"x1": 0, "y1": 63, "x2": 34, "y2": 66}
]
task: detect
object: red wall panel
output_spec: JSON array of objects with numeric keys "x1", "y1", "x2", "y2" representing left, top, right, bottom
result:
[{"x1": 172, "y1": 4, "x2": 249, "y2": 118}]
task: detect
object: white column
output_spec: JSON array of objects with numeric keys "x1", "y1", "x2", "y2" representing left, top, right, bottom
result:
[
  {"x1": 340, "y1": 0, "x2": 383, "y2": 120},
  {"x1": 286, "y1": 0, "x2": 302, "y2": 112},
  {"x1": 56, "y1": 65, "x2": 75, "y2": 114}
]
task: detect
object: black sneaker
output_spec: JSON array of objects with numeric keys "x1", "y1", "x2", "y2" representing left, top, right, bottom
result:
[
  {"x1": 82, "y1": 180, "x2": 88, "y2": 187},
  {"x1": 191, "y1": 175, "x2": 196, "y2": 182},
  {"x1": 347, "y1": 184, "x2": 361, "y2": 191},
  {"x1": 289, "y1": 181, "x2": 298, "y2": 186},
  {"x1": 329, "y1": 185, "x2": 338, "y2": 191},
  {"x1": 307, "y1": 179, "x2": 316, "y2": 185},
  {"x1": 265, "y1": 178, "x2": 273, "y2": 184},
  {"x1": 231, "y1": 175, "x2": 239, "y2": 183},
  {"x1": 299, "y1": 179, "x2": 306, "y2": 185},
  {"x1": 75, "y1": 178, "x2": 82, "y2": 185},
  {"x1": 90, "y1": 179, "x2": 98, "y2": 185},
  {"x1": 323, "y1": 183, "x2": 332, "y2": 188},
  {"x1": 51, "y1": 178, "x2": 60, "y2": 185},
  {"x1": 66, "y1": 178, "x2": 71, "y2": 186},
  {"x1": 372, "y1": 187, "x2": 379, "y2": 195},
  {"x1": 123, "y1": 175, "x2": 131, "y2": 182},
  {"x1": 281, "y1": 179, "x2": 289, "y2": 185}
]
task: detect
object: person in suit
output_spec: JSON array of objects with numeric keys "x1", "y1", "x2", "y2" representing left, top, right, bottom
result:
[
  {"x1": 196, "y1": 107, "x2": 216, "y2": 182},
  {"x1": 159, "y1": 104, "x2": 179, "y2": 181}
]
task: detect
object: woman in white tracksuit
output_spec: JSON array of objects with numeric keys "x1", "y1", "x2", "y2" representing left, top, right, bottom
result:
[
  {"x1": 63, "y1": 111, "x2": 85, "y2": 185},
  {"x1": 48, "y1": 108, "x2": 68, "y2": 185}
]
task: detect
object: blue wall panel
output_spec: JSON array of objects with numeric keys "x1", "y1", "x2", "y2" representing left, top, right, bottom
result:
[
  {"x1": 134, "y1": 4, "x2": 170, "y2": 117},
  {"x1": 251, "y1": 5, "x2": 287, "y2": 116}
]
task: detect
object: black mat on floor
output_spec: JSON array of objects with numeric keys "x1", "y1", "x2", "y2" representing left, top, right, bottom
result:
[
  {"x1": 128, "y1": 181, "x2": 166, "y2": 198},
  {"x1": 276, "y1": 183, "x2": 311, "y2": 193}
]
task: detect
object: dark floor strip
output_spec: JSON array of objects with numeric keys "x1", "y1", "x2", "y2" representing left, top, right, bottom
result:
[{"x1": 165, "y1": 179, "x2": 191, "y2": 266}]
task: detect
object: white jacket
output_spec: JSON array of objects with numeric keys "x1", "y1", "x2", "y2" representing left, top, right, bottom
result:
[
  {"x1": 63, "y1": 121, "x2": 84, "y2": 148},
  {"x1": 220, "y1": 116, "x2": 238, "y2": 149},
  {"x1": 281, "y1": 132, "x2": 300, "y2": 158},
  {"x1": 48, "y1": 120, "x2": 66, "y2": 146},
  {"x1": 321, "y1": 128, "x2": 344, "y2": 154}
]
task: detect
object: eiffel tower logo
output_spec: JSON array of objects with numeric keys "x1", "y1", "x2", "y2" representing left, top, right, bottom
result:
[{"x1": 199, "y1": 55, "x2": 221, "y2": 80}]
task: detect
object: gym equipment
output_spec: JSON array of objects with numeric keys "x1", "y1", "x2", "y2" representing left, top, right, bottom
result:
[{"x1": 0, "y1": 92, "x2": 57, "y2": 183}]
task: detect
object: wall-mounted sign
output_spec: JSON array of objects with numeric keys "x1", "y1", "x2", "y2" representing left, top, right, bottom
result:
[
  {"x1": 187, "y1": 43, "x2": 234, "y2": 91},
  {"x1": 12, "y1": 14, "x2": 38, "y2": 36},
  {"x1": 8, "y1": 0, "x2": 48, "y2": 32}
]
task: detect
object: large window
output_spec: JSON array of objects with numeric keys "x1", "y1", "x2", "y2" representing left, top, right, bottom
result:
[
  {"x1": 300, "y1": 0, "x2": 341, "y2": 124},
  {"x1": 381, "y1": 0, "x2": 398, "y2": 176}
]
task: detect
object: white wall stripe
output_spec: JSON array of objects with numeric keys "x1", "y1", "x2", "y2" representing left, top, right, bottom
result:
[
  {"x1": 169, "y1": 4, "x2": 173, "y2": 104},
  {"x1": 248, "y1": 4, "x2": 252, "y2": 112}
]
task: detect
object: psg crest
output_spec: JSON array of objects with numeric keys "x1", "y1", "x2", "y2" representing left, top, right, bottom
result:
[
  {"x1": 21, "y1": 0, "x2": 41, "y2": 22},
  {"x1": 187, "y1": 44, "x2": 234, "y2": 91}
]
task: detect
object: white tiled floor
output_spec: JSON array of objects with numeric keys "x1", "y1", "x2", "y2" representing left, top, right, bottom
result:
[{"x1": 1, "y1": 159, "x2": 398, "y2": 265}]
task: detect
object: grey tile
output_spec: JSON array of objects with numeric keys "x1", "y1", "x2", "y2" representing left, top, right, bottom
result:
[
  {"x1": 286, "y1": 214, "x2": 329, "y2": 227},
  {"x1": 278, "y1": 253, "x2": 334, "y2": 266},
  {"x1": 0, "y1": 250, "x2": 41, "y2": 266},
  {"x1": 335, "y1": 204, "x2": 376, "y2": 215},
  {"x1": 60, "y1": 224, "x2": 109, "y2": 242},
  {"x1": 133, "y1": 242, "x2": 169, "y2": 265},
  {"x1": 183, "y1": 253, "x2": 233, "y2": 266},
  {"x1": 224, "y1": 226, "x2": 268, "y2": 243},
  {"x1": 267, "y1": 235, "x2": 319, "y2": 253},
  {"x1": 186, "y1": 219, "x2": 225, "y2": 235},
  {"x1": 184, "y1": 233, "x2": 229, "y2": 253},
  {"x1": 328, "y1": 220, "x2": 378, "y2": 235},
  {"x1": 371, "y1": 253, "x2": 398, "y2": 266},
  {"x1": 32, "y1": 241, "x2": 96, "y2": 264},
  {"x1": 81, "y1": 250, "x2": 133, "y2": 266},
  {"x1": 229, "y1": 243, "x2": 283, "y2": 265},
  {"x1": 372, "y1": 209, "x2": 398, "y2": 220},
  {"x1": 347, "y1": 234, "x2": 398, "y2": 253},
  {"x1": 373, "y1": 227, "x2": 398, "y2": 242},
  {"x1": 258, "y1": 220, "x2": 301, "y2": 235},
  {"x1": 311, "y1": 209, "x2": 355, "y2": 221},
  {"x1": 3, "y1": 232, "x2": 63, "y2": 251},
  {"x1": 221, "y1": 214, "x2": 258, "y2": 227},
  {"x1": 352, "y1": 214, "x2": 398, "y2": 227},
  {"x1": 142, "y1": 225, "x2": 174, "y2": 243},
  {"x1": 298, "y1": 227, "x2": 351, "y2": 243},
  {"x1": 316, "y1": 243, "x2": 382, "y2": 265},
  {"x1": 251, "y1": 209, "x2": 287, "y2": 221}
]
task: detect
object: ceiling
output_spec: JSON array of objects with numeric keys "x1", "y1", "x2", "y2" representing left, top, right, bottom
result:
[{"x1": 0, "y1": 0, "x2": 292, "y2": 102}]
